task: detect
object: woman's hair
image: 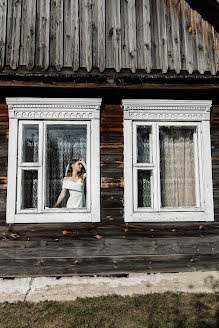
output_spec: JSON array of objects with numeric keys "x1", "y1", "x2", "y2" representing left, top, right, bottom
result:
[{"x1": 66, "y1": 159, "x2": 86, "y2": 180}]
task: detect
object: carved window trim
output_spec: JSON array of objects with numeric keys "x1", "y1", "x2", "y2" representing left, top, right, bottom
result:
[
  {"x1": 123, "y1": 99, "x2": 214, "y2": 222},
  {"x1": 6, "y1": 98, "x2": 102, "y2": 224}
]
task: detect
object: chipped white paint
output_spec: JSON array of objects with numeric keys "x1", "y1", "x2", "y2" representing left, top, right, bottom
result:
[{"x1": 0, "y1": 271, "x2": 218, "y2": 302}]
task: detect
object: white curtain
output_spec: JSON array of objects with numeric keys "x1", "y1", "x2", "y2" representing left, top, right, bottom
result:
[{"x1": 159, "y1": 127, "x2": 196, "y2": 207}]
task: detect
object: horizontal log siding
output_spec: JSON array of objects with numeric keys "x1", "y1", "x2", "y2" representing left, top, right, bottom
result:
[
  {"x1": 0, "y1": 100, "x2": 218, "y2": 277},
  {"x1": 100, "y1": 105, "x2": 124, "y2": 223},
  {"x1": 0, "y1": 0, "x2": 218, "y2": 75},
  {"x1": 0, "y1": 103, "x2": 8, "y2": 225}
]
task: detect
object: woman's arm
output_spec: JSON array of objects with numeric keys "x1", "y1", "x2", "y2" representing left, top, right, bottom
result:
[
  {"x1": 79, "y1": 158, "x2": 87, "y2": 171},
  {"x1": 51, "y1": 188, "x2": 67, "y2": 208}
]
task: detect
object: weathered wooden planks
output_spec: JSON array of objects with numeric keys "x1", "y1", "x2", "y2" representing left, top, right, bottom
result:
[
  {"x1": 0, "y1": 94, "x2": 219, "y2": 277},
  {"x1": 1, "y1": 0, "x2": 219, "y2": 74},
  {"x1": 0, "y1": 236, "x2": 218, "y2": 258},
  {"x1": 127, "y1": 0, "x2": 137, "y2": 73},
  {"x1": 105, "y1": 0, "x2": 121, "y2": 72},
  {"x1": 181, "y1": 0, "x2": 194, "y2": 74},
  {"x1": 156, "y1": 0, "x2": 168, "y2": 73},
  {"x1": 169, "y1": 0, "x2": 181, "y2": 73},
  {"x1": 54, "y1": 0, "x2": 64, "y2": 71},
  {"x1": 194, "y1": 10, "x2": 206, "y2": 74},
  {"x1": 0, "y1": 104, "x2": 8, "y2": 220},
  {"x1": 36, "y1": 0, "x2": 50, "y2": 69},
  {"x1": 0, "y1": 254, "x2": 218, "y2": 277},
  {"x1": 0, "y1": 0, "x2": 7, "y2": 68},
  {"x1": 63, "y1": 0, "x2": 79, "y2": 71},
  {"x1": 20, "y1": 0, "x2": 36, "y2": 69},
  {"x1": 6, "y1": 0, "x2": 22, "y2": 69},
  {"x1": 97, "y1": 0, "x2": 105, "y2": 72},
  {"x1": 79, "y1": 0, "x2": 92, "y2": 71},
  {"x1": 211, "y1": 104, "x2": 219, "y2": 222},
  {"x1": 100, "y1": 104, "x2": 124, "y2": 224}
]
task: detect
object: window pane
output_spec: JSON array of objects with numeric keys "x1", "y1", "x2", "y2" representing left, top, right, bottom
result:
[
  {"x1": 46, "y1": 124, "x2": 87, "y2": 208},
  {"x1": 159, "y1": 126, "x2": 196, "y2": 207},
  {"x1": 138, "y1": 170, "x2": 151, "y2": 207},
  {"x1": 22, "y1": 125, "x2": 39, "y2": 162},
  {"x1": 21, "y1": 170, "x2": 38, "y2": 209},
  {"x1": 137, "y1": 126, "x2": 151, "y2": 163}
]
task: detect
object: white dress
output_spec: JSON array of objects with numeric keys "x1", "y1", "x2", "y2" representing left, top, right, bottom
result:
[{"x1": 62, "y1": 174, "x2": 86, "y2": 208}]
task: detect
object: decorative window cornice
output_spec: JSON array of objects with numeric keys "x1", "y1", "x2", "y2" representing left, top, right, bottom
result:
[
  {"x1": 122, "y1": 99, "x2": 212, "y2": 121},
  {"x1": 6, "y1": 98, "x2": 102, "y2": 119}
]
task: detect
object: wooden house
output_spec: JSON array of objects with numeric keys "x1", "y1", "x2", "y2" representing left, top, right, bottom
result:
[{"x1": 0, "y1": 0, "x2": 218, "y2": 278}]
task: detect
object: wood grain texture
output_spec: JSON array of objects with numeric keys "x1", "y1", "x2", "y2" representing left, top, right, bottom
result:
[
  {"x1": 194, "y1": 9, "x2": 206, "y2": 74},
  {"x1": 0, "y1": 104, "x2": 8, "y2": 220},
  {"x1": 0, "y1": 98, "x2": 219, "y2": 277},
  {"x1": 111, "y1": 0, "x2": 121, "y2": 72},
  {"x1": 36, "y1": 0, "x2": 50, "y2": 69},
  {"x1": 0, "y1": 0, "x2": 7, "y2": 68},
  {"x1": 170, "y1": 0, "x2": 181, "y2": 73},
  {"x1": 97, "y1": 0, "x2": 105, "y2": 72},
  {"x1": 0, "y1": 236, "x2": 218, "y2": 259},
  {"x1": 71, "y1": 0, "x2": 79, "y2": 71},
  {"x1": 150, "y1": 0, "x2": 160, "y2": 69},
  {"x1": 6, "y1": 0, "x2": 22, "y2": 70},
  {"x1": 127, "y1": 0, "x2": 137, "y2": 73},
  {"x1": 54, "y1": 0, "x2": 64, "y2": 71},
  {"x1": 180, "y1": 0, "x2": 194, "y2": 74},
  {"x1": 0, "y1": 254, "x2": 218, "y2": 277},
  {"x1": 1, "y1": 0, "x2": 219, "y2": 74},
  {"x1": 211, "y1": 104, "x2": 219, "y2": 222},
  {"x1": 20, "y1": 0, "x2": 36, "y2": 69},
  {"x1": 142, "y1": 0, "x2": 152, "y2": 73},
  {"x1": 156, "y1": 0, "x2": 168, "y2": 73},
  {"x1": 100, "y1": 104, "x2": 124, "y2": 224}
]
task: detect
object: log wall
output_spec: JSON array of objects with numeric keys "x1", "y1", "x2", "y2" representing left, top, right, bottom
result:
[
  {"x1": 211, "y1": 104, "x2": 219, "y2": 222},
  {"x1": 0, "y1": 94, "x2": 218, "y2": 277},
  {"x1": 0, "y1": 102, "x2": 8, "y2": 224},
  {"x1": 101, "y1": 104, "x2": 124, "y2": 224}
]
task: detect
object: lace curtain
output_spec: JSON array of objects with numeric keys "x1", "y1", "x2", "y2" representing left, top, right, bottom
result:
[
  {"x1": 21, "y1": 170, "x2": 38, "y2": 209},
  {"x1": 46, "y1": 125, "x2": 87, "y2": 208},
  {"x1": 138, "y1": 170, "x2": 151, "y2": 207},
  {"x1": 159, "y1": 126, "x2": 196, "y2": 207},
  {"x1": 137, "y1": 126, "x2": 151, "y2": 207},
  {"x1": 23, "y1": 125, "x2": 39, "y2": 163},
  {"x1": 22, "y1": 125, "x2": 39, "y2": 209}
]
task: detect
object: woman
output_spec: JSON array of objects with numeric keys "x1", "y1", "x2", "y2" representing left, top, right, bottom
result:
[{"x1": 52, "y1": 158, "x2": 87, "y2": 209}]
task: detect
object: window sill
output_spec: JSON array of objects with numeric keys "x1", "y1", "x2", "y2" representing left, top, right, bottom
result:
[
  {"x1": 11, "y1": 213, "x2": 101, "y2": 224},
  {"x1": 125, "y1": 211, "x2": 214, "y2": 222}
]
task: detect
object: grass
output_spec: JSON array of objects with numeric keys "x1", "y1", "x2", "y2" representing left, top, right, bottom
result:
[{"x1": 0, "y1": 293, "x2": 218, "y2": 328}]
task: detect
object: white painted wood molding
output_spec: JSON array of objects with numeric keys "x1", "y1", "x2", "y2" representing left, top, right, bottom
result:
[
  {"x1": 123, "y1": 99, "x2": 214, "y2": 222},
  {"x1": 6, "y1": 98, "x2": 102, "y2": 224}
]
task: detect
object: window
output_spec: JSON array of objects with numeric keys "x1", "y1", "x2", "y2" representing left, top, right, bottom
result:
[
  {"x1": 123, "y1": 99, "x2": 214, "y2": 222},
  {"x1": 6, "y1": 98, "x2": 101, "y2": 223}
]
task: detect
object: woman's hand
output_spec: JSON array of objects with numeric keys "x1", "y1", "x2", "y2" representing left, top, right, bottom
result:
[{"x1": 79, "y1": 158, "x2": 87, "y2": 170}]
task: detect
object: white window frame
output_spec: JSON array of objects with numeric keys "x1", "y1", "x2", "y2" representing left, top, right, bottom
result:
[
  {"x1": 6, "y1": 98, "x2": 102, "y2": 224},
  {"x1": 123, "y1": 99, "x2": 214, "y2": 222}
]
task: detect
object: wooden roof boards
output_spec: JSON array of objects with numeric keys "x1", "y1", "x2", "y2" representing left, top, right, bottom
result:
[{"x1": 0, "y1": 0, "x2": 218, "y2": 76}]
